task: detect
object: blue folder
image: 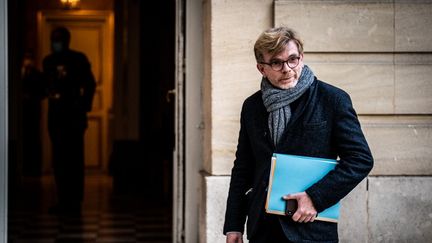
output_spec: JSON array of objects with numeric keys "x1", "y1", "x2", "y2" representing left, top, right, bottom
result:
[{"x1": 265, "y1": 153, "x2": 340, "y2": 223}]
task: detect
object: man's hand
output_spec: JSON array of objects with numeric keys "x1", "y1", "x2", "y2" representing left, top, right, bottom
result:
[
  {"x1": 283, "y1": 192, "x2": 317, "y2": 223},
  {"x1": 226, "y1": 232, "x2": 243, "y2": 243}
]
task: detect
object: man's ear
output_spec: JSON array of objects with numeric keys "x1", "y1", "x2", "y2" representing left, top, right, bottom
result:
[{"x1": 257, "y1": 63, "x2": 266, "y2": 77}]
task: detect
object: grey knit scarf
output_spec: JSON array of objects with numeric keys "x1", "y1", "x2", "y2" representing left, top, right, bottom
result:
[{"x1": 261, "y1": 65, "x2": 315, "y2": 146}]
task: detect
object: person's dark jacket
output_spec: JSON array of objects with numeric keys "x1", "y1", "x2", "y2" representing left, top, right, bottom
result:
[
  {"x1": 43, "y1": 49, "x2": 96, "y2": 131},
  {"x1": 223, "y1": 78, "x2": 374, "y2": 242}
]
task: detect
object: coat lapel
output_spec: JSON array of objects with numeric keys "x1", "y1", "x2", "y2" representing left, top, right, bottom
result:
[
  {"x1": 256, "y1": 92, "x2": 274, "y2": 148},
  {"x1": 279, "y1": 79, "x2": 318, "y2": 144}
]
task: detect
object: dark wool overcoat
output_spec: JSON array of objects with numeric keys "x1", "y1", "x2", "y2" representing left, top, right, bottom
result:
[{"x1": 223, "y1": 78, "x2": 374, "y2": 242}]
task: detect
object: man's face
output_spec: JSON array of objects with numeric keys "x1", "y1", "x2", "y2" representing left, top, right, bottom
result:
[{"x1": 257, "y1": 40, "x2": 304, "y2": 89}]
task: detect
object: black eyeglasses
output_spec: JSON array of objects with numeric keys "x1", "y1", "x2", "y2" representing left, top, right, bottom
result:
[{"x1": 260, "y1": 56, "x2": 300, "y2": 71}]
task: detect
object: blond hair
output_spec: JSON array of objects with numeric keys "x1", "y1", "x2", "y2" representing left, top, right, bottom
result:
[{"x1": 254, "y1": 27, "x2": 304, "y2": 63}]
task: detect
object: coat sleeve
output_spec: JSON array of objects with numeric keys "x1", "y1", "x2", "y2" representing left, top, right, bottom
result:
[
  {"x1": 79, "y1": 54, "x2": 96, "y2": 112},
  {"x1": 305, "y1": 91, "x2": 374, "y2": 213},
  {"x1": 223, "y1": 101, "x2": 255, "y2": 235}
]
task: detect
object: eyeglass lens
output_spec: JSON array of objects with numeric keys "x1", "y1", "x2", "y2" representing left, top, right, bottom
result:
[{"x1": 271, "y1": 58, "x2": 299, "y2": 71}]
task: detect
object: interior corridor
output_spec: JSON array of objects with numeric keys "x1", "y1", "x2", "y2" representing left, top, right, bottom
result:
[
  {"x1": 7, "y1": 1, "x2": 177, "y2": 242},
  {"x1": 8, "y1": 174, "x2": 172, "y2": 243}
]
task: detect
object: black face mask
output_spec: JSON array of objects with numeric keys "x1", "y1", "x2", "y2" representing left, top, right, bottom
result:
[{"x1": 52, "y1": 42, "x2": 64, "y2": 53}]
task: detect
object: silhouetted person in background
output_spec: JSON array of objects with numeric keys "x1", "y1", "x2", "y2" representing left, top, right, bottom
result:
[
  {"x1": 43, "y1": 26, "x2": 96, "y2": 215},
  {"x1": 21, "y1": 50, "x2": 45, "y2": 176}
]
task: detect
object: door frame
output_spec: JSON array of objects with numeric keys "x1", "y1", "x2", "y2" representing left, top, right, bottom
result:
[
  {"x1": 173, "y1": 0, "x2": 203, "y2": 242},
  {"x1": 0, "y1": 0, "x2": 8, "y2": 242},
  {"x1": 173, "y1": 0, "x2": 185, "y2": 241}
]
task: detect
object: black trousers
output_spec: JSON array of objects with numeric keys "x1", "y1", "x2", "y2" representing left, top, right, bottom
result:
[
  {"x1": 49, "y1": 126, "x2": 85, "y2": 206},
  {"x1": 250, "y1": 214, "x2": 293, "y2": 243}
]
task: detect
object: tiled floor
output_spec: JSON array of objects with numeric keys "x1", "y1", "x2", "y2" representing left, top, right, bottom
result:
[{"x1": 8, "y1": 174, "x2": 172, "y2": 243}]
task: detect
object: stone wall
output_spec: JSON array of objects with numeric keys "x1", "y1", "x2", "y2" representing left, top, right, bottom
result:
[{"x1": 200, "y1": 0, "x2": 432, "y2": 242}]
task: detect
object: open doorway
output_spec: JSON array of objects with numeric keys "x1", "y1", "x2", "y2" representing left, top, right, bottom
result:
[
  {"x1": 137, "y1": 0, "x2": 176, "y2": 205},
  {"x1": 108, "y1": 0, "x2": 177, "y2": 211},
  {"x1": 7, "y1": 0, "x2": 177, "y2": 242}
]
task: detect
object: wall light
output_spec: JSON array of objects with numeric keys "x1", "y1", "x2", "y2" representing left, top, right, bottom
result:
[{"x1": 60, "y1": 0, "x2": 80, "y2": 10}]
